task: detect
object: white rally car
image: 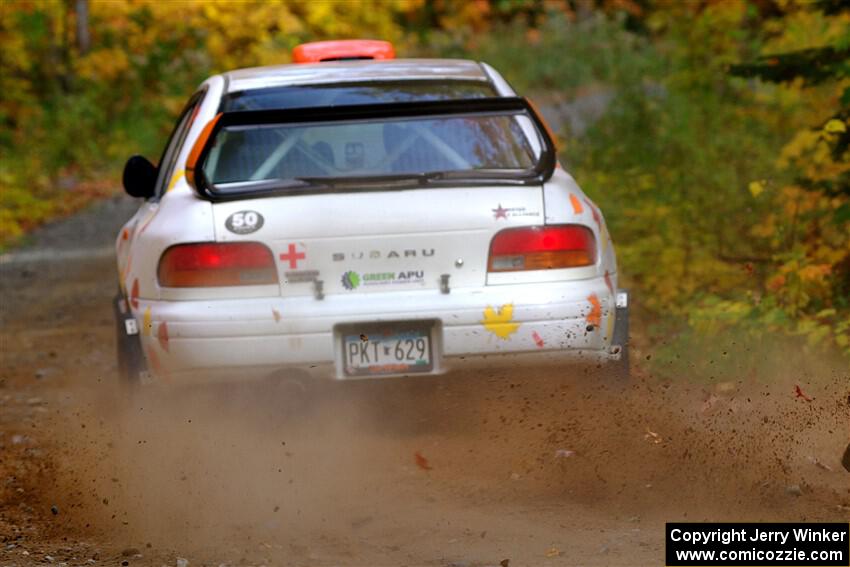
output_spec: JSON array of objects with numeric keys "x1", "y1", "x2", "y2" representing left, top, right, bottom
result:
[{"x1": 114, "y1": 39, "x2": 629, "y2": 385}]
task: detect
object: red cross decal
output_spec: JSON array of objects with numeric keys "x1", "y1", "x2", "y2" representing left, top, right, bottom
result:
[{"x1": 279, "y1": 243, "x2": 306, "y2": 269}]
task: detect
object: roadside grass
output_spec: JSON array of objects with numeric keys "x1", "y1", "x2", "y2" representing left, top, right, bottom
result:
[{"x1": 633, "y1": 310, "x2": 849, "y2": 387}]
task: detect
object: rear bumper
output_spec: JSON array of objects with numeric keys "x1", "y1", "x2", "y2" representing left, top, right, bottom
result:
[{"x1": 130, "y1": 277, "x2": 627, "y2": 381}]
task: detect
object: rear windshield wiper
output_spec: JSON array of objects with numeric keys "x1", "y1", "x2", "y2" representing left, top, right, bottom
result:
[
  {"x1": 217, "y1": 174, "x2": 435, "y2": 194},
  {"x1": 425, "y1": 168, "x2": 534, "y2": 181},
  {"x1": 294, "y1": 173, "x2": 434, "y2": 187},
  {"x1": 214, "y1": 177, "x2": 320, "y2": 193},
  {"x1": 294, "y1": 169, "x2": 534, "y2": 187},
  {"x1": 212, "y1": 169, "x2": 537, "y2": 197}
]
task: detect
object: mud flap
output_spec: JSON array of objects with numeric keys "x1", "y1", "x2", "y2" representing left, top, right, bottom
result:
[
  {"x1": 611, "y1": 290, "x2": 629, "y2": 354},
  {"x1": 113, "y1": 292, "x2": 148, "y2": 385},
  {"x1": 608, "y1": 290, "x2": 630, "y2": 380}
]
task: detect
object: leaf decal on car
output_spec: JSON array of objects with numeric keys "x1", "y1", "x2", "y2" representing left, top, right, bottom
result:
[
  {"x1": 569, "y1": 193, "x2": 583, "y2": 215},
  {"x1": 482, "y1": 303, "x2": 519, "y2": 340},
  {"x1": 157, "y1": 321, "x2": 169, "y2": 352},
  {"x1": 587, "y1": 294, "x2": 602, "y2": 328},
  {"x1": 142, "y1": 307, "x2": 152, "y2": 337}
]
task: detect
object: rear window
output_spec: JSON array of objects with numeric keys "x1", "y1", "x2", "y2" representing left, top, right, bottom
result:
[
  {"x1": 204, "y1": 113, "x2": 538, "y2": 188},
  {"x1": 222, "y1": 81, "x2": 497, "y2": 111},
  {"x1": 187, "y1": 98, "x2": 556, "y2": 201}
]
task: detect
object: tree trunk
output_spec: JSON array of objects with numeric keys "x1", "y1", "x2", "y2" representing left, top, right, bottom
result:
[{"x1": 75, "y1": 0, "x2": 90, "y2": 54}]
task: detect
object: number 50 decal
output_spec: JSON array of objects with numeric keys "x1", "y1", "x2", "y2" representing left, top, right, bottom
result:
[{"x1": 225, "y1": 210, "x2": 264, "y2": 235}]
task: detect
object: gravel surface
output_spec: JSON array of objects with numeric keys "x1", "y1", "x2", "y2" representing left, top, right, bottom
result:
[
  {"x1": 0, "y1": 196, "x2": 848, "y2": 566},
  {"x1": 3, "y1": 195, "x2": 139, "y2": 256}
]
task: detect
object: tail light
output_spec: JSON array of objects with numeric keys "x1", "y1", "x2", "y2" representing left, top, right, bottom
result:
[
  {"x1": 158, "y1": 242, "x2": 277, "y2": 287},
  {"x1": 488, "y1": 225, "x2": 596, "y2": 272}
]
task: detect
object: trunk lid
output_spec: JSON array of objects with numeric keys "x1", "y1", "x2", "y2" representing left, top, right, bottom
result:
[{"x1": 212, "y1": 185, "x2": 544, "y2": 296}]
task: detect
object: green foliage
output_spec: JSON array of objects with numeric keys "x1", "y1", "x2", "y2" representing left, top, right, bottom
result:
[
  {"x1": 437, "y1": 1, "x2": 849, "y2": 366},
  {"x1": 0, "y1": 0, "x2": 416, "y2": 249}
]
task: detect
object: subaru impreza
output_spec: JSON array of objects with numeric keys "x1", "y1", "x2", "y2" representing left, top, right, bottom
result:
[{"x1": 113, "y1": 39, "x2": 629, "y2": 385}]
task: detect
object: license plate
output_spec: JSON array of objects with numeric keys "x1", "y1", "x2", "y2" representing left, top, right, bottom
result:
[{"x1": 340, "y1": 322, "x2": 433, "y2": 377}]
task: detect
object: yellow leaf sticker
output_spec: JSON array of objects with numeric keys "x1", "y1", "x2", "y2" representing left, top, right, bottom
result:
[
  {"x1": 142, "y1": 307, "x2": 152, "y2": 337},
  {"x1": 748, "y1": 180, "x2": 765, "y2": 198},
  {"x1": 482, "y1": 303, "x2": 519, "y2": 340},
  {"x1": 823, "y1": 119, "x2": 847, "y2": 134}
]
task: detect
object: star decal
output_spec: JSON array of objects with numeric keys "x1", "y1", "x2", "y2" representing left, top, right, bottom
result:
[{"x1": 492, "y1": 204, "x2": 508, "y2": 220}]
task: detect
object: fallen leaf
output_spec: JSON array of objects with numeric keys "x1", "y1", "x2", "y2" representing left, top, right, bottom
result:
[
  {"x1": 414, "y1": 451, "x2": 432, "y2": 471},
  {"x1": 807, "y1": 456, "x2": 833, "y2": 472},
  {"x1": 644, "y1": 427, "x2": 662, "y2": 444},
  {"x1": 794, "y1": 384, "x2": 813, "y2": 402}
]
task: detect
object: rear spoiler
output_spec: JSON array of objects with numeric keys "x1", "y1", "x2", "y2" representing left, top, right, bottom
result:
[{"x1": 185, "y1": 97, "x2": 557, "y2": 202}]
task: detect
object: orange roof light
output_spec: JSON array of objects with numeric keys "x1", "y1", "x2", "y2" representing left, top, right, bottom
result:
[{"x1": 292, "y1": 40, "x2": 395, "y2": 63}]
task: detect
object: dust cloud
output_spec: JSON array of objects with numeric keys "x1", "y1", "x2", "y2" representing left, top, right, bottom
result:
[
  {"x1": 3, "y1": 200, "x2": 846, "y2": 565},
  {"x1": 38, "y1": 343, "x2": 849, "y2": 565}
]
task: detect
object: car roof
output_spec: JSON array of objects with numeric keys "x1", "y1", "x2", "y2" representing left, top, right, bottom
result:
[{"x1": 223, "y1": 58, "x2": 491, "y2": 93}]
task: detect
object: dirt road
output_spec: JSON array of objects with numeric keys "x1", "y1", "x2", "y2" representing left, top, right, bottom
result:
[{"x1": 1, "y1": 197, "x2": 848, "y2": 566}]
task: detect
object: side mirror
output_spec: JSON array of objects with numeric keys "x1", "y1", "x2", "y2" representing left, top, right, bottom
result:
[{"x1": 122, "y1": 155, "x2": 158, "y2": 199}]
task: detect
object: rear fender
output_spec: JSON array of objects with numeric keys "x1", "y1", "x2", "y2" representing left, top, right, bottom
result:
[{"x1": 543, "y1": 168, "x2": 619, "y2": 289}]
